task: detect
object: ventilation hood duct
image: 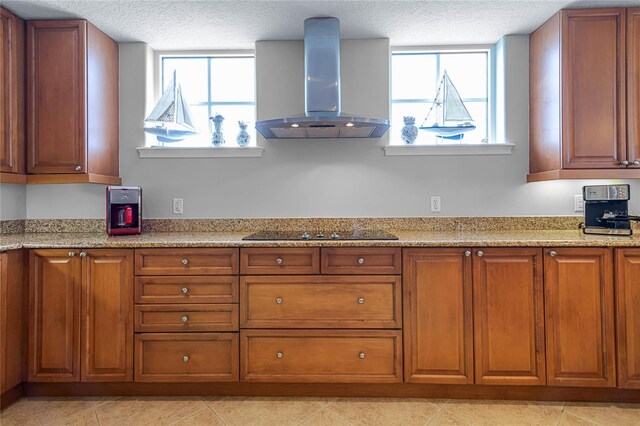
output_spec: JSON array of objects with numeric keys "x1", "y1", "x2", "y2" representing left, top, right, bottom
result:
[{"x1": 255, "y1": 17, "x2": 390, "y2": 139}]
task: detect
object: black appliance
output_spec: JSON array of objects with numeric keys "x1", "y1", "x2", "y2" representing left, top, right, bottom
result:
[{"x1": 582, "y1": 184, "x2": 640, "y2": 236}]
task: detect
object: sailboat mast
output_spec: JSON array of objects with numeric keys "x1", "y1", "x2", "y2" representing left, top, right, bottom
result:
[{"x1": 172, "y1": 71, "x2": 178, "y2": 124}]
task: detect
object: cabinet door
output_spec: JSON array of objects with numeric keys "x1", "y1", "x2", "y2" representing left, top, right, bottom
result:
[
  {"x1": 628, "y1": 8, "x2": 640, "y2": 167},
  {"x1": 29, "y1": 249, "x2": 81, "y2": 382},
  {"x1": 81, "y1": 249, "x2": 133, "y2": 382},
  {"x1": 473, "y1": 248, "x2": 545, "y2": 385},
  {"x1": 544, "y1": 248, "x2": 616, "y2": 387},
  {"x1": 27, "y1": 20, "x2": 86, "y2": 174},
  {"x1": 1, "y1": 250, "x2": 26, "y2": 392},
  {"x1": 615, "y1": 248, "x2": 640, "y2": 389},
  {"x1": 403, "y1": 248, "x2": 473, "y2": 384},
  {"x1": 1, "y1": 8, "x2": 23, "y2": 174},
  {"x1": 562, "y1": 9, "x2": 627, "y2": 169}
]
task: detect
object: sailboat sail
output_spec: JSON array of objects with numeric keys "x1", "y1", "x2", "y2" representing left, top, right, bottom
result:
[
  {"x1": 144, "y1": 71, "x2": 198, "y2": 143},
  {"x1": 420, "y1": 70, "x2": 475, "y2": 140}
]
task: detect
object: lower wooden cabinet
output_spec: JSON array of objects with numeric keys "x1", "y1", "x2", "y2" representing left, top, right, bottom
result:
[
  {"x1": 403, "y1": 248, "x2": 473, "y2": 384},
  {"x1": 473, "y1": 248, "x2": 546, "y2": 385},
  {"x1": 544, "y1": 248, "x2": 616, "y2": 387},
  {"x1": 28, "y1": 249, "x2": 133, "y2": 382},
  {"x1": 1, "y1": 250, "x2": 26, "y2": 393},
  {"x1": 240, "y1": 330, "x2": 402, "y2": 383},
  {"x1": 615, "y1": 248, "x2": 640, "y2": 389},
  {"x1": 135, "y1": 333, "x2": 238, "y2": 382}
]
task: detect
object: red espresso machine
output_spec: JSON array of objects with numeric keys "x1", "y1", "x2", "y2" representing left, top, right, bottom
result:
[{"x1": 106, "y1": 186, "x2": 142, "y2": 235}]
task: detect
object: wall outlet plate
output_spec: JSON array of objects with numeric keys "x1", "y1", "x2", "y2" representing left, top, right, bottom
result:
[
  {"x1": 430, "y1": 196, "x2": 442, "y2": 213},
  {"x1": 574, "y1": 194, "x2": 584, "y2": 212},
  {"x1": 173, "y1": 198, "x2": 184, "y2": 214}
]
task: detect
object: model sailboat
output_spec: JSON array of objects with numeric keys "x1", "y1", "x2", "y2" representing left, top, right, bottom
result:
[
  {"x1": 420, "y1": 71, "x2": 476, "y2": 140},
  {"x1": 144, "y1": 71, "x2": 198, "y2": 143}
]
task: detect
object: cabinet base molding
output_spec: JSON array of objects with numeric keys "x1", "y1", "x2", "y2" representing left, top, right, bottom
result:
[
  {"x1": 21, "y1": 383, "x2": 640, "y2": 403},
  {"x1": 0, "y1": 383, "x2": 23, "y2": 411},
  {"x1": 26, "y1": 173, "x2": 122, "y2": 185},
  {"x1": 527, "y1": 169, "x2": 640, "y2": 182}
]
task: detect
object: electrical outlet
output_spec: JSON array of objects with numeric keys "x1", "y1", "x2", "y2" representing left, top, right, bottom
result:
[
  {"x1": 173, "y1": 198, "x2": 184, "y2": 215},
  {"x1": 574, "y1": 194, "x2": 584, "y2": 212},
  {"x1": 430, "y1": 196, "x2": 442, "y2": 213}
]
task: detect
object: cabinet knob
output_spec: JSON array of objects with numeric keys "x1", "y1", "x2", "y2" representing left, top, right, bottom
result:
[
  {"x1": 79, "y1": 252, "x2": 87, "y2": 258},
  {"x1": 181, "y1": 287, "x2": 189, "y2": 294},
  {"x1": 68, "y1": 251, "x2": 76, "y2": 257},
  {"x1": 275, "y1": 257, "x2": 283, "y2": 265},
  {"x1": 357, "y1": 257, "x2": 365, "y2": 264},
  {"x1": 634, "y1": 160, "x2": 640, "y2": 166},
  {"x1": 549, "y1": 251, "x2": 557, "y2": 257},
  {"x1": 357, "y1": 297, "x2": 365, "y2": 304},
  {"x1": 477, "y1": 251, "x2": 484, "y2": 257},
  {"x1": 275, "y1": 297, "x2": 283, "y2": 304},
  {"x1": 276, "y1": 352, "x2": 283, "y2": 358},
  {"x1": 181, "y1": 315, "x2": 189, "y2": 323},
  {"x1": 181, "y1": 258, "x2": 189, "y2": 265},
  {"x1": 464, "y1": 250, "x2": 471, "y2": 257},
  {"x1": 621, "y1": 160, "x2": 630, "y2": 166},
  {"x1": 359, "y1": 352, "x2": 366, "y2": 359},
  {"x1": 75, "y1": 165, "x2": 82, "y2": 171},
  {"x1": 182, "y1": 355, "x2": 189, "y2": 363}
]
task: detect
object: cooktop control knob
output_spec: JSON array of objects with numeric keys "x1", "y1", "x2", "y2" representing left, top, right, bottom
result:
[
  {"x1": 301, "y1": 232, "x2": 311, "y2": 240},
  {"x1": 330, "y1": 232, "x2": 341, "y2": 240},
  {"x1": 316, "y1": 232, "x2": 325, "y2": 239}
]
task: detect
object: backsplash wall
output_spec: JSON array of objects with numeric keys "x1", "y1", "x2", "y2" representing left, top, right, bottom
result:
[{"x1": 3, "y1": 36, "x2": 639, "y2": 220}]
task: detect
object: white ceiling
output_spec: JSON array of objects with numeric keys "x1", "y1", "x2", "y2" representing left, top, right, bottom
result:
[{"x1": 3, "y1": 0, "x2": 640, "y2": 50}]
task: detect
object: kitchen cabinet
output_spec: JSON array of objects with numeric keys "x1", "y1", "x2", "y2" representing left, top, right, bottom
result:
[
  {"x1": 29, "y1": 249, "x2": 133, "y2": 382},
  {"x1": 544, "y1": 248, "x2": 616, "y2": 387},
  {"x1": 473, "y1": 248, "x2": 545, "y2": 385},
  {"x1": 1, "y1": 250, "x2": 26, "y2": 394},
  {"x1": 528, "y1": 8, "x2": 639, "y2": 182},
  {"x1": 26, "y1": 20, "x2": 120, "y2": 185},
  {"x1": 403, "y1": 248, "x2": 473, "y2": 384},
  {"x1": 0, "y1": 7, "x2": 26, "y2": 183},
  {"x1": 615, "y1": 248, "x2": 640, "y2": 389}
]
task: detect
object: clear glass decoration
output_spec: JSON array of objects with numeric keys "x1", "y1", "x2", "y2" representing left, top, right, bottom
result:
[
  {"x1": 401, "y1": 116, "x2": 418, "y2": 144},
  {"x1": 236, "y1": 121, "x2": 250, "y2": 147},
  {"x1": 210, "y1": 113, "x2": 225, "y2": 147}
]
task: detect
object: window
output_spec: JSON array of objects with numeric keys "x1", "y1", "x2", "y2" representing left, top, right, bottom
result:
[
  {"x1": 152, "y1": 54, "x2": 256, "y2": 148},
  {"x1": 391, "y1": 50, "x2": 489, "y2": 145}
]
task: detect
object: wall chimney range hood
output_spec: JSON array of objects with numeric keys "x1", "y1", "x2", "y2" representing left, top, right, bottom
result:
[{"x1": 255, "y1": 17, "x2": 390, "y2": 139}]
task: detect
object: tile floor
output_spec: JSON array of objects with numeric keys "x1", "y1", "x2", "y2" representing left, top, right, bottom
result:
[{"x1": 0, "y1": 396, "x2": 639, "y2": 426}]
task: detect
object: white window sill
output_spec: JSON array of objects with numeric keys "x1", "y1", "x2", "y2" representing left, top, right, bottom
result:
[
  {"x1": 137, "y1": 146, "x2": 264, "y2": 158},
  {"x1": 384, "y1": 143, "x2": 515, "y2": 156}
]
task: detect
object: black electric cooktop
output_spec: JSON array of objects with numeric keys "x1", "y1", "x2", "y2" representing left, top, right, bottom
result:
[{"x1": 242, "y1": 230, "x2": 399, "y2": 241}]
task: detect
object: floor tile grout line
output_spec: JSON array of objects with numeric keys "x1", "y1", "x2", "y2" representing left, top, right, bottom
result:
[
  {"x1": 322, "y1": 403, "x2": 356, "y2": 426},
  {"x1": 209, "y1": 405, "x2": 229, "y2": 426},
  {"x1": 294, "y1": 400, "x2": 342, "y2": 426},
  {"x1": 424, "y1": 405, "x2": 444, "y2": 426},
  {"x1": 93, "y1": 406, "x2": 102, "y2": 426},
  {"x1": 167, "y1": 405, "x2": 211, "y2": 425},
  {"x1": 562, "y1": 408, "x2": 606, "y2": 426}
]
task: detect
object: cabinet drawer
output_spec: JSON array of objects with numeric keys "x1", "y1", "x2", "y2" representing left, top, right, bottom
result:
[
  {"x1": 135, "y1": 276, "x2": 238, "y2": 304},
  {"x1": 321, "y1": 248, "x2": 401, "y2": 275},
  {"x1": 135, "y1": 304, "x2": 239, "y2": 332},
  {"x1": 240, "y1": 248, "x2": 319, "y2": 275},
  {"x1": 240, "y1": 275, "x2": 401, "y2": 329},
  {"x1": 241, "y1": 330, "x2": 402, "y2": 383},
  {"x1": 135, "y1": 248, "x2": 238, "y2": 276},
  {"x1": 135, "y1": 333, "x2": 238, "y2": 382}
]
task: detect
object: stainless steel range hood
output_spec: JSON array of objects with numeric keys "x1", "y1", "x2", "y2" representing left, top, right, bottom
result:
[{"x1": 255, "y1": 17, "x2": 390, "y2": 139}]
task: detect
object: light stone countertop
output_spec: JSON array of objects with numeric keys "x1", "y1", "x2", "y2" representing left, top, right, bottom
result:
[{"x1": 2, "y1": 230, "x2": 640, "y2": 252}]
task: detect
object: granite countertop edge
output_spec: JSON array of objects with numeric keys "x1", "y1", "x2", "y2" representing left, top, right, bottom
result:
[{"x1": 3, "y1": 230, "x2": 640, "y2": 252}]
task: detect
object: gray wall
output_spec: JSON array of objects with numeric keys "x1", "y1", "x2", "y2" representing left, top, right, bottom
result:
[
  {"x1": 0, "y1": 184, "x2": 26, "y2": 220},
  {"x1": 2, "y1": 36, "x2": 638, "y2": 220}
]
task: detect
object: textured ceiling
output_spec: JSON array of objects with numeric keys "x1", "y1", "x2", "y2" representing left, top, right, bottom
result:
[{"x1": 3, "y1": 0, "x2": 640, "y2": 49}]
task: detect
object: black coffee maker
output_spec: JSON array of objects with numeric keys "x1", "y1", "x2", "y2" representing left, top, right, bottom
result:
[{"x1": 582, "y1": 184, "x2": 640, "y2": 236}]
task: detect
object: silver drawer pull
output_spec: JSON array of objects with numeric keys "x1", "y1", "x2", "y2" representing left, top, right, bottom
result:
[
  {"x1": 359, "y1": 352, "x2": 366, "y2": 359},
  {"x1": 181, "y1": 258, "x2": 189, "y2": 265},
  {"x1": 275, "y1": 297, "x2": 283, "y2": 304},
  {"x1": 549, "y1": 251, "x2": 557, "y2": 257},
  {"x1": 181, "y1": 315, "x2": 189, "y2": 323},
  {"x1": 464, "y1": 250, "x2": 471, "y2": 257},
  {"x1": 276, "y1": 257, "x2": 283, "y2": 265},
  {"x1": 477, "y1": 251, "x2": 484, "y2": 257},
  {"x1": 181, "y1": 287, "x2": 189, "y2": 294},
  {"x1": 68, "y1": 251, "x2": 76, "y2": 257},
  {"x1": 75, "y1": 165, "x2": 82, "y2": 171},
  {"x1": 183, "y1": 355, "x2": 190, "y2": 363},
  {"x1": 357, "y1": 297, "x2": 365, "y2": 304},
  {"x1": 357, "y1": 257, "x2": 365, "y2": 264},
  {"x1": 79, "y1": 252, "x2": 87, "y2": 258},
  {"x1": 276, "y1": 352, "x2": 283, "y2": 358}
]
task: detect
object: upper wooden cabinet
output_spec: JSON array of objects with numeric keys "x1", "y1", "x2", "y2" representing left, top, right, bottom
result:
[
  {"x1": 0, "y1": 7, "x2": 26, "y2": 182},
  {"x1": 26, "y1": 20, "x2": 120, "y2": 185},
  {"x1": 529, "y1": 8, "x2": 640, "y2": 182},
  {"x1": 544, "y1": 248, "x2": 616, "y2": 387}
]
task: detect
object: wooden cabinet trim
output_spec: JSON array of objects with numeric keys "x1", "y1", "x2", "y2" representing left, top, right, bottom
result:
[
  {"x1": 628, "y1": 8, "x2": 640, "y2": 166},
  {"x1": 135, "y1": 248, "x2": 239, "y2": 276},
  {"x1": 135, "y1": 304, "x2": 239, "y2": 333},
  {"x1": 320, "y1": 247, "x2": 401, "y2": 275},
  {"x1": 135, "y1": 275, "x2": 238, "y2": 304},
  {"x1": 240, "y1": 248, "x2": 319, "y2": 275}
]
